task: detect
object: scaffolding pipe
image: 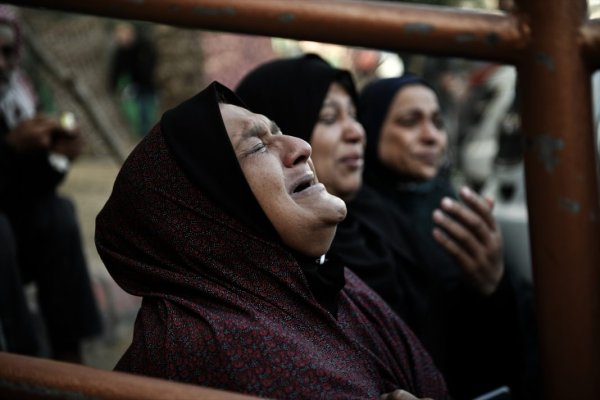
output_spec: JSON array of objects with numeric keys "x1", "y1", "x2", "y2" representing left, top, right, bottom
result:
[
  {"x1": 516, "y1": 0, "x2": 600, "y2": 398},
  {"x1": 5, "y1": 0, "x2": 600, "y2": 398},
  {"x1": 12, "y1": 0, "x2": 527, "y2": 63}
]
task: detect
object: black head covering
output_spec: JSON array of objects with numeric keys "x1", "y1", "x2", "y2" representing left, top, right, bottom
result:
[
  {"x1": 235, "y1": 53, "x2": 357, "y2": 142},
  {"x1": 162, "y1": 81, "x2": 278, "y2": 241},
  {"x1": 359, "y1": 75, "x2": 434, "y2": 185}
]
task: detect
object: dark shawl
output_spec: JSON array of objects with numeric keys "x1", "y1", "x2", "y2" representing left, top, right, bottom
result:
[
  {"x1": 95, "y1": 82, "x2": 448, "y2": 399},
  {"x1": 359, "y1": 76, "x2": 528, "y2": 399}
]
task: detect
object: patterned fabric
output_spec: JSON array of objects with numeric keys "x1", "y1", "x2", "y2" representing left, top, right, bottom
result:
[{"x1": 95, "y1": 84, "x2": 447, "y2": 399}]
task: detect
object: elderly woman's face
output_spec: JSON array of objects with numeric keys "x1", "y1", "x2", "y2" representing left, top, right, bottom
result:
[
  {"x1": 378, "y1": 84, "x2": 447, "y2": 180},
  {"x1": 310, "y1": 82, "x2": 366, "y2": 201},
  {"x1": 220, "y1": 103, "x2": 347, "y2": 257}
]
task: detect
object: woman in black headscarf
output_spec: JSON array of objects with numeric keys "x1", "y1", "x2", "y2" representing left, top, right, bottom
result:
[
  {"x1": 95, "y1": 81, "x2": 447, "y2": 399},
  {"x1": 359, "y1": 75, "x2": 539, "y2": 400}
]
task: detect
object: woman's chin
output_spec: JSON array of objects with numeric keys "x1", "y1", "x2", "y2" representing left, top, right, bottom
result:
[
  {"x1": 286, "y1": 226, "x2": 337, "y2": 258},
  {"x1": 325, "y1": 194, "x2": 347, "y2": 223},
  {"x1": 294, "y1": 185, "x2": 347, "y2": 223}
]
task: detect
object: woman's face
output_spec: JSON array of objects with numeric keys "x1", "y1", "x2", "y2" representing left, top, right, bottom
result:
[
  {"x1": 310, "y1": 82, "x2": 366, "y2": 201},
  {"x1": 378, "y1": 84, "x2": 447, "y2": 180},
  {"x1": 220, "y1": 103, "x2": 347, "y2": 257}
]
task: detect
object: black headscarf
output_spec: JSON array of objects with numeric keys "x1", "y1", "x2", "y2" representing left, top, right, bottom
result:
[{"x1": 236, "y1": 53, "x2": 357, "y2": 142}]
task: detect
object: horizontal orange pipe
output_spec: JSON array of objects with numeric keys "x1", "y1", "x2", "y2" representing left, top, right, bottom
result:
[
  {"x1": 11, "y1": 0, "x2": 527, "y2": 63},
  {"x1": 0, "y1": 352, "x2": 259, "y2": 400}
]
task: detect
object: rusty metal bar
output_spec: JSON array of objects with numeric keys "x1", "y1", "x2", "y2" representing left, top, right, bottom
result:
[
  {"x1": 4, "y1": 0, "x2": 600, "y2": 398},
  {"x1": 11, "y1": 0, "x2": 527, "y2": 63},
  {"x1": 0, "y1": 352, "x2": 259, "y2": 400},
  {"x1": 515, "y1": 0, "x2": 600, "y2": 398}
]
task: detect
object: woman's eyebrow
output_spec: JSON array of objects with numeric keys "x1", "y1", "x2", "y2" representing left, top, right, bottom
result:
[
  {"x1": 270, "y1": 120, "x2": 281, "y2": 135},
  {"x1": 241, "y1": 119, "x2": 280, "y2": 140},
  {"x1": 240, "y1": 122, "x2": 264, "y2": 141}
]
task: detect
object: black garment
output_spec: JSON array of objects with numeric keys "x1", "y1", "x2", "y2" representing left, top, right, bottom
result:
[
  {"x1": 0, "y1": 212, "x2": 40, "y2": 354},
  {"x1": 0, "y1": 110, "x2": 102, "y2": 360},
  {"x1": 2, "y1": 194, "x2": 102, "y2": 357},
  {"x1": 367, "y1": 173, "x2": 524, "y2": 400},
  {"x1": 330, "y1": 184, "x2": 428, "y2": 328}
]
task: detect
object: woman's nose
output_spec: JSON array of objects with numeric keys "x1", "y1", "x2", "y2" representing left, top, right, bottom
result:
[
  {"x1": 343, "y1": 118, "x2": 366, "y2": 144},
  {"x1": 281, "y1": 135, "x2": 312, "y2": 167},
  {"x1": 420, "y1": 121, "x2": 444, "y2": 143}
]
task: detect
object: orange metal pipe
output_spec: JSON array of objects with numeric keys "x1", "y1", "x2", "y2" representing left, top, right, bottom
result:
[
  {"x1": 11, "y1": 0, "x2": 527, "y2": 63},
  {"x1": 0, "y1": 352, "x2": 259, "y2": 400},
  {"x1": 5, "y1": 0, "x2": 600, "y2": 398},
  {"x1": 516, "y1": 0, "x2": 600, "y2": 398}
]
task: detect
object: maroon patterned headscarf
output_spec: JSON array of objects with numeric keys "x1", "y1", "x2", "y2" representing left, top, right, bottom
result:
[{"x1": 95, "y1": 82, "x2": 447, "y2": 399}]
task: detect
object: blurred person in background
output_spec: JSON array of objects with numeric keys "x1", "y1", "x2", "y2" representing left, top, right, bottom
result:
[
  {"x1": 109, "y1": 22, "x2": 158, "y2": 138},
  {"x1": 359, "y1": 75, "x2": 540, "y2": 399},
  {"x1": 0, "y1": 4, "x2": 102, "y2": 363}
]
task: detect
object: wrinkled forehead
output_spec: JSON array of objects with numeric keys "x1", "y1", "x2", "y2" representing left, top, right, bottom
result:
[
  {"x1": 219, "y1": 103, "x2": 275, "y2": 147},
  {"x1": 391, "y1": 84, "x2": 440, "y2": 111}
]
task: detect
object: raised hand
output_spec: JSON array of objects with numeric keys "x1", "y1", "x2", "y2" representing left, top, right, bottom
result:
[{"x1": 432, "y1": 186, "x2": 504, "y2": 295}]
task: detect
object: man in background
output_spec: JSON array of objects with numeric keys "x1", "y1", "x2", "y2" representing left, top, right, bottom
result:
[{"x1": 0, "y1": 4, "x2": 102, "y2": 363}]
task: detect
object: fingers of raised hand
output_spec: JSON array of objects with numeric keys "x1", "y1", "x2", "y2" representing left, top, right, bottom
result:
[
  {"x1": 435, "y1": 198, "x2": 492, "y2": 248},
  {"x1": 432, "y1": 220, "x2": 481, "y2": 273},
  {"x1": 458, "y1": 186, "x2": 497, "y2": 229},
  {"x1": 433, "y1": 197, "x2": 505, "y2": 294}
]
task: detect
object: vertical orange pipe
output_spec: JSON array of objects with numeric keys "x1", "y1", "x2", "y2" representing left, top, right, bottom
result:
[{"x1": 516, "y1": 0, "x2": 600, "y2": 398}]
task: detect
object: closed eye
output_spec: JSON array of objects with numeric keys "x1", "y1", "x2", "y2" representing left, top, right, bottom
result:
[{"x1": 248, "y1": 142, "x2": 266, "y2": 154}]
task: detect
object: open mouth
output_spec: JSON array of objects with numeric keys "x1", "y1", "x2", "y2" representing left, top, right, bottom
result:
[
  {"x1": 292, "y1": 175, "x2": 314, "y2": 194},
  {"x1": 293, "y1": 181, "x2": 311, "y2": 193}
]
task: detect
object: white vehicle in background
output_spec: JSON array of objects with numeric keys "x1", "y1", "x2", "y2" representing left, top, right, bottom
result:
[{"x1": 457, "y1": 64, "x2": 532, "y2": 286}]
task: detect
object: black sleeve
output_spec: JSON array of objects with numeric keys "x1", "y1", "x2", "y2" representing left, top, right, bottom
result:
[{"x1": 0, "y1": 139, "x2": 65, "y2": 207}]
